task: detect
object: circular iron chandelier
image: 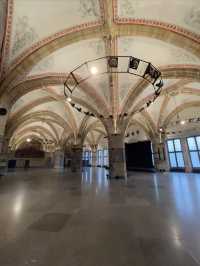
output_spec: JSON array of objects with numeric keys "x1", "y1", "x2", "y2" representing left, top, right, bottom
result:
[{"x1": 64, "y1": 56, "x2": 164, "y2": 118}]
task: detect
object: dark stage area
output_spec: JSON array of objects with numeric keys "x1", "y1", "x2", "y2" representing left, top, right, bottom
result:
[{"x1": 125, "y1": 141, "x2": 154, "y2": 172}]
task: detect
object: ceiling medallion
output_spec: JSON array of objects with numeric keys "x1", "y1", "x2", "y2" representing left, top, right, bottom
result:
[{"x1": 64, "y1": 56, "x2": 164, "y2": 118}]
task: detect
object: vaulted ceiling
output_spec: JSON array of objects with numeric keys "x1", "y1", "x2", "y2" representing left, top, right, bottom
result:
[{"x1": 0, "y1": 0, "x2": 200, "y2": 151}]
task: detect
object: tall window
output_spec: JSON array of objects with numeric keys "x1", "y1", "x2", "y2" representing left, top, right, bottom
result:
[
  {"x1": 103, "y1": 149, "x2": 109, "y2": 166},
  {"x1": 187, "y1": 136, "x2": 200, "y2": 169},
  {"x1": 167, "y1": 139, "x2": 185, "y2": 169},
  {"x1": 82, "y1": 150, "x2": 92, "y2": 166},
  {"x1": 97, "y1": 149, "x2": 108, "y2": 166}
]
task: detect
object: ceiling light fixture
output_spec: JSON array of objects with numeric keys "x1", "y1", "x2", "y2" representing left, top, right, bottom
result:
[
  {"x1": 90, "y1": 66, "x2": 98, "y2": 75},
  {"x1": 66, "y1": 96, "x2": 72, "y2": 102},
  {"x1": 180, "y1": 120, "x2": 186, "y2": 125},
  {"x1": 64, "y1": 56, "x2": 163, "y2": 118},
  {"x1": 26, "y1": 138, "x2": 31, "y2": 143}
]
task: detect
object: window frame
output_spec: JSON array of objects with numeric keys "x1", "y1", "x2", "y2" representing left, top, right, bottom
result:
[
  {"x1": 167, "y1": 138, "x2": 185, "y2": 170},
  {"x1": 187, "y1": 135, "x2": 200, "y2": 171}
]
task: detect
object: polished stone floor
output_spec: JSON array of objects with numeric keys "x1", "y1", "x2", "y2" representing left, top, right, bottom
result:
[{"x1": 0, "y1": 167, "x2": 200, "y2": 266}]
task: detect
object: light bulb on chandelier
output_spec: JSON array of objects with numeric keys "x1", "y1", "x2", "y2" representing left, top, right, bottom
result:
[
  {"x1": 90, "y1": 66, "x2": 98, "y2": 75},
  {"x1": 180, "y1": 120, "x2": 186, "y2": 125},
  {"x1": 66, "y1": 96, "x2": 72, "y2": 102}
]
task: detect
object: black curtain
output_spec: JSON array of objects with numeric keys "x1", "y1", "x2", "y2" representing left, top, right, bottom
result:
[{"x1": 125, "y1": 141, "x2": 154, "y2": 171}]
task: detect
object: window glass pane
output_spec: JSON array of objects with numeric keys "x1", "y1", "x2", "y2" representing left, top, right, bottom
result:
[
  {"x1": 176, "y1": 152, "x2": 185, "y2": 167},
  {"x1": 169, "y1": 153, "x2": 177, "y2": 168},
  {"x1": 190, "y1": 151, "x2": 200, "y2": 168},
  {"x1": 196, "y1": 136, "x2": 200, "y2": 150},
  {"x1": 167, "y1": 140, "x2": 174, "y2": 152},
  {"x1": 104, "y1": 149, "x2": 108, "y2": 156},
  {"x1": 174, "y1": 139, "x2": 181, "y2": 151},
  {"x1": 187, "y1": 137, "x2": 197, "y2": 151}
]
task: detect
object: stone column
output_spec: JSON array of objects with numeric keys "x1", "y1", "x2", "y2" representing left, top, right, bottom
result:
[
  {"x1": 181, "y1": 137, "x2": 192, "y2": 173},
  {"x1": 71, "y1": 145, "x2": 83, "y2": 172},
  {"x1": 152, "y1": 140, "x2": 170, "y2": 172},
  {"x1": 53, "y1": 149, "x2": 64, "y2": 169},
  {"x1": 108, "y1": 133, "x2": 127, "y2": 179},
  {"x1": 45, "y1": 151, "x2": 53, "y2": 168},
  {"x1": 92, "y1": 150, "x2": 97, "y2": 167}
]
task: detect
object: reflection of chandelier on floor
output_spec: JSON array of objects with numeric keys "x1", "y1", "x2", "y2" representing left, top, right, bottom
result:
[{"x1": 64, "y1": 56, "x2": 164, "y2": 118}]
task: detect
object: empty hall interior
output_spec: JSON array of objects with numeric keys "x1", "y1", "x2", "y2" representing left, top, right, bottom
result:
[{"x1": 0, "y1": 0, "x2": 200, "y2": 265}]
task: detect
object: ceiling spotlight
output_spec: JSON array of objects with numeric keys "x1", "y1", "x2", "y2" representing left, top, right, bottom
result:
[
  {"x1": 180, "y1": 120, "x2": 186, "y2": 125},
  {"x1": 90, "y1": 66, "x2": 98, "y2": 75},
  {"x1": 26, "y1": 138, "x2": 31, "y2": 143},
  {"x1": 66, "y1": 96, "x2": 72, "y2": 102}
]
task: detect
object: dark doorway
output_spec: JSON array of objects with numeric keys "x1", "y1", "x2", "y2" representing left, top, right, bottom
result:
[
  {"x1": 125, "y1": 141, "x2": 154, "y2": 172},
  {"x1": 24, "y1": 160, "x2": 30, "y2": 169},
  {"x1": 8, "y1": 160, "x2": 16, "y2": 169}
]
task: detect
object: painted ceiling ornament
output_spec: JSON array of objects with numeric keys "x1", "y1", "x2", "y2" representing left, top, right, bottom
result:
[
  {"x1": 88, "y1": 40, "x2": 104, "y2": 57},
  {"x1": 11, "y1": 16, "x2": 38, "y2": 58},
  {"x1": 119, "y1": 0, "x2": 136, "y2": 17},
  {"x1": 64, "y1": 56, "x2": 164, "y2": 119},
  {"x1": 185, "y1": 7, "x2": 200, "y2": 31},
  {"x1": 98, "y1": 79, "x2": 110, "y2": 100},
  {"x1": 79, "y1": 0, "x2": 99, "y2": 19},
  {"x1": 122, "y1": 37, "x2": 136, "y2": 53},
  {"x1": 170, "y1": 45, "x2": 199, "y2": 64},
  {"x1": 32, "y1": 56, "x2": 54, "y2": 75}
]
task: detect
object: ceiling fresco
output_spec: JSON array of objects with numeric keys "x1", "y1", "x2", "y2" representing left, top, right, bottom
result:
[
  {"x1": 28, "y1": 38, "x2": 105, "y2": 76},
  {"x1": 9, "y1": 0, "x2": 102, "y2": 61},
  {"x1": 118, "y1": 0, "x2": 200, "y2": 34},
  {"x1": 118, "y1": 37, "x2": 200, "y2": 66}
]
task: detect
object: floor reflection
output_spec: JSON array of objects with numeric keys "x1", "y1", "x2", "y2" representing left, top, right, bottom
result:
[
  {"x1": 171, "y1": 173, "x2": 195, "y2": 218},
  {"x1": 153, "y1": 173, "x2": 160, "y2": 202},
  {"x1": 1, "y1": 168, "x2": 200, "y2": 265},
  {"x1": 82, "y1": 167, "x2": 109, "y2": 191}
]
